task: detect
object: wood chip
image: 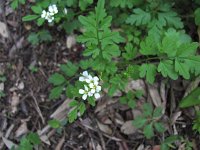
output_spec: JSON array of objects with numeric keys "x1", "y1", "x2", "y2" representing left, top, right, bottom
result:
[{"x1": 0, "y1": 22, "x2": 9, "y2": 38}]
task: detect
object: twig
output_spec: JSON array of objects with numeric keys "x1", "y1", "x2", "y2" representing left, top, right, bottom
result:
[{"x1": 30, "y1": 91, "x2": 45, "y2": 124}]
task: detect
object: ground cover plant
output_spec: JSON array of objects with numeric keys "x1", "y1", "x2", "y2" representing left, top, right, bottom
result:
[{"x1": 0, "y1": 0, "x2": 200, "y2": 149}]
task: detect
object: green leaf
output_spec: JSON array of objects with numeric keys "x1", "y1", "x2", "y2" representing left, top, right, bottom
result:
[
  {"x1": 139, "y1": 64, "x2": 157, "y2": 84},
  {"x1": 144, "y1": 123, "x2": 154, "y2": 139},
  {"x1": 37, "y1": 18, "x2": 45, "y2": 26},
  {"x1": 153, "y1": 107, "x2": 163, "y2": 118},
  {"x1": 18, "y1": 137, "x2": 32, "y2": 150},
  {"x1": 140, "y1": 35, "x2": 158, "y2": 55},
  {"x1": 66, "y1": 84, "x2": 77, "y2": 98},
  {"x1": 179, "y1": 87, "x2": 200, "y2": 108},
  {"x1": 60, "y1": 62, "x2": 79, "y2": 77},
  {"x1": 27, "y1": 132, "x2": 41, "y2": 145},
  {"x1": 49, "y1": 86, "x2": 63, "y2": 100},
  {"x1": 154, "y1": 122, "x2": 165, "y2": 133},
  {"x1": 31, "y1": 5, "x2": 42, "y2": 14},
  {"x1": 128, "y1": 100, "x2": 136, "y2": 109},
  {"x1": 126, "y1": 8, "x2": 151, "y2": 26},
  {"x1": 95, "y1": 0, "x2": 106, "y2": 22},
  {"x1": 157, "y1": 11, "x2": 183, "y2": 29},
  {"x1": 38, "y1": 30, "x2": 52, "y2": 42},
  {"x1": 132, "y1": 117, "x2": 147, "y2": 128},
  {"x1": 102, "y1": 45, "x2": 120, "y2": 61},
  {"x1": 22, "y1": 15, "x2": 39, "y2": 21},
  {"x1": 122, "y1": 43, "x2": 137, "y2": 60},
  {"x1": 68, "y1": 108, "x2": 78, "y2": 123},
  {"x1": 175, "y1": 59, "x2": 190, "y2": 79},
  {"x1": 79, "y1": 102, "x2": 86, "y2": 116},
  {"x1": 88, "y1": 97, "x2": 96, "y2": 106},
  {"x1": 48, "y1": 119, "x2": 61, "y2": 128},
  {"x1": 194, "y1": 8, "x2": 200, "y2": 25},
  {"x1": 69, "y1": 100, "x2": 79, "y2": 107},
  {"x1": 143, "y1": 103, "x2": 153, "y2": 117},
  {"x1": 19, "y1": 0, "x2": 25, "y2": 4},
  {"x1": 11, "y1": 0, "x2": 18, "y2": 10},
  {"x1": 119, "y1": 97, "x2": 128, "y2": 104},
  {"x1": 48, "y1": 73, "x2": 65, "y2": 86},
  {"x1": 28, "y1": 33, "x2": 39, "y2": 45},
  {"x1": 158, "y1": 60, "x2": 178, "y2": 80}
]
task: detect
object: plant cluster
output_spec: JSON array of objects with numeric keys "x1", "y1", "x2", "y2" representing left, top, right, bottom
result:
[{"x1": 15, "y1": 0, "x2": 200, "y2": 149}]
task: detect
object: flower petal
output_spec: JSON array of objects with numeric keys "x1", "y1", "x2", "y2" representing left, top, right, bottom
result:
[
  {"x1": 93, "y1": 76, "x2": 99, "y2": 82},
  {"x1": 82, "y1": 94, "x2": 87, "y2": 100},
  {"x1": 96, "y1": 86, "x2": 101, "y2": 92},
  {"x1": 94, "y1": 93, "x2": 100, "y2": 99},
  {"x1": 90, "y1": 89, "x2": 95, "y2": 94},
  {"x1": 82, "y1": 71, "x2": 89, "y2": 77},
  {"x1": 79, "y1": 76, "x2": 85, "y2": 82},
  {"x1": 89, "y1": 83, "x2": 94, "y2": 88},
  {"x1": 84, "y1": 85, "x2": 88, "y2": 91},
  {"x1": 79, "y1": 89, "x2": 85, "y2": 94}
]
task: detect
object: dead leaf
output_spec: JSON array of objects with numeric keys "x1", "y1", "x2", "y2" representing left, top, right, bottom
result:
[
  {"x1": 66, "y1": 35, "x2": 76, "y2": 49},
  {"x1": 15, "y1": 121, "x2": 28, "y2": 137},
  {"x1": 2, "y1": 137, "x2": 17, "y2": 149},
  {"x1": 97, "y1": 121, "x2": 112, "y2": 135},
  {"x1": 37, "y1": 130, "x2": 51, "y2": 145},
  {"x1": 0, "y1": 22, "x2": 9, "y2": 38},
  {"x1": 126, "y1": 79, "x2": 147, "y2": 96},
  {"x1": 148, "y1": 84, "x2": 162, "y2": 107},
  {"x1": 9, "y1": 37, "x2": 24, "y2": 59},
  {"x1": 137, "y1": 144, "x2": 144, "y2": 150},
  {"x1": 95, "y1": 98, "x2": 118, "y2": 113},
  {"x1": 96, "y1": 144, "x2": 103, "y2": 150},
  {"x1": 120, "y1": 121, "x2": 138, "y2": 135},
  {"x1": 55, "y1": 136, "x2": 65, "y2": 150},
  {"x1": 171, "y1": 111, "x2": 182, "y2": 125},
  {"x1": 11, "y1": 92, "x2": 20, "y2": 113},
  {"x1": 0, "y1": 83, "x2": 4, "y2": 91}
]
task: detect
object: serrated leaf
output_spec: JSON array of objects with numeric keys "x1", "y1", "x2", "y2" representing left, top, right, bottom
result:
[
  {"x1": 79, "y1": 102, "x2": 86, "y2": 116},
  {"x1": 179, "y1": 87, "x2": 200, "y2": 108},
  {"x1": 158, "y1": 60, "x2": 178, "y2": 80},
  {"x1": 27, "y1": 132, "x2": 41, "y2": 145},
  {"x1": 153, "y1": 107, "x2": 163, "y2": 118},
  {"x1": 140, "y1": 35, "x2": 158, "y2": 55},
  {"x1": 139, "y1": 64, "x2": 157, "y2": 84},
  {"x1": 68, "y1": 108, "x2": 78, "y2": 123},
  {"x1": 175, "y1": 59, "x2": 190, "y2": 79},
  {"x1": 49, "y1": 86, "x2": 63, "y2": 100},
  {"x1": 144, "y1": 123, "x2": 154, "y2": 139},
  {"x1": 48, "y1": 119, "x2": 61, "y2": 128},
  {"x1": 60, "y1": 62, "x2": 78, "y2": 77},
  {"x1": 132, "y1": 117, "x2": 147, "y2": 128},
  {"x1": 128, "y1": 100, "x2": 136, "y2": 109},
  {"x1": 126, "y1": 8, "x2": 151, "y2": 26},
  {"x1": 69, "y1": 100, "x2": 79, "y2": 107},
  {"x1": 143, "y1": 103, "x2": 153, "y2": 117},
  {"x1": 48, "y1": 73, "x2": 65, "y2": 86},
  {"x1": 88, "y1": 97, "x2": 96, "y2": 106},
  {"x1": 95, "y1": 0, "x2": 106, "y2": 22},
  {"x1": 154, "y1": 122, "x2": 165, "y2": 133}
]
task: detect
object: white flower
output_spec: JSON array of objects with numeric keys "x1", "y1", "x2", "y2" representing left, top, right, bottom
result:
[
  {"x1": 94, "y1": 93, "x2": 101, "y2": 99},
  {"x1": 45, "y1": 12, "x2": 54, "y2": 23},
  {"x1": 79, "y1": 71, "x2": 93, "y2": 82},
  {"x1": 96, "y1": 85, "x2": 101, "y2": 92},
  {"x1": 48, "y1": 4, "x2": 58, "y2": 15},
  {"x1": 41, "y1": 10, "x2": 47, "y2": 18},
  {"x1": 79, "y1": 85, "x2": 89, "y2": 100}
]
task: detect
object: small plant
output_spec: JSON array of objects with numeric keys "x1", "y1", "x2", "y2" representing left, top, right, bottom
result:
[
  {"x1": 12, "y1": 132, "x2": 41, "y2": 150},
  {"x1": 132, "y1": 103, "x2": 165, "y2": 139}
]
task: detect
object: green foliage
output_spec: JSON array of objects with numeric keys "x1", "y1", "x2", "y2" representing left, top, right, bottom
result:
[
  {"x1": 179, "y1": 87, "x2": 200, "y2": 108},
  {"x1": 194, "y1": 8, "x2": 200, "y2": 26},
  {"x1": 133, "y1": 103, "x2": 165, "y2": 139},
  {"x1": 28, "y1": 30, "x2": 52, "y2": 45},
  {"x1": 11, "y1": 0, "x2": 25, "y2": 10},
  {"x1": 16, "y1": 132, "x2": 41, "y2": 150},
  {"x1": 193, "y1": 111, "x2": 200, "y2": 133},
  {"x1": 48, "y1": 119, "x2": 61, "y2": 128},
  {"x1": 161, "y1": 135, "x2": 181, "y2": 150}
]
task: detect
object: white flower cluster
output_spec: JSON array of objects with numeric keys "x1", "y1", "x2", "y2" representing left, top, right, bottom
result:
[
  {"x1": 79, "y1": 71, "x2": 101, "y2": 100},
  {"x1": 41, "y1": 4, "x2": 58, "y2": 23}
]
